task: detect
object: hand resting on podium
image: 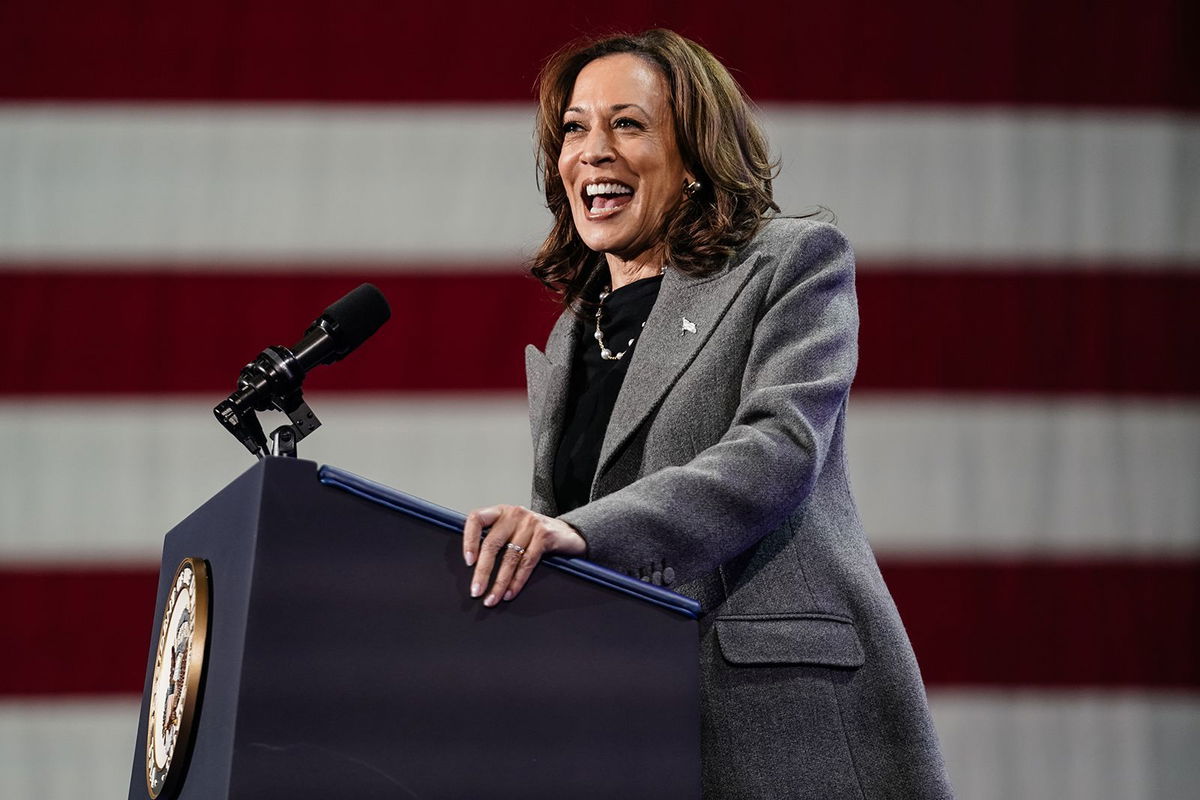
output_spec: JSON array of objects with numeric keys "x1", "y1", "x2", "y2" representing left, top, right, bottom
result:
[{"x1": 462, "y1": 505, "x2": 587, "y2": 607}]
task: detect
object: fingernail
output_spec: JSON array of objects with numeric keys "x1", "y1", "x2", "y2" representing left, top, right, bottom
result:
[
  {"x1": 464, "y1": 551, "x2": 476, "y2": 567},
  {"x1": 503, "y1": 590, "x2": 513, "y2": 601},
  {"x1": 484, "y1": 594, "x2": 496, "y2": 607},
  {"x1": 470, "y1": 582, "x2": 481, "y2": 598}
]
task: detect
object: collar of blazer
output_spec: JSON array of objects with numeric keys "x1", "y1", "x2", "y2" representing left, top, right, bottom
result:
[{"x1": 526, "y1": 248, "x2": 765, "y2": 511}]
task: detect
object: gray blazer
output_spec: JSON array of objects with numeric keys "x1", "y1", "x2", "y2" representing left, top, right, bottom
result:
[{"x1": 525, "y1": 219, "x2": 954, "y2": 799}]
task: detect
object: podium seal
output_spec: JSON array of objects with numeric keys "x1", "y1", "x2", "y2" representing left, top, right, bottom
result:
[{"x1": 145, "y1": 557, "x2": 210, "y2": 798}]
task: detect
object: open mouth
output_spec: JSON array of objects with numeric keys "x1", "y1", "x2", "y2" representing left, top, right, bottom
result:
[{"x1": 583, "y1": 181, "x2": 634, "y2": 216}]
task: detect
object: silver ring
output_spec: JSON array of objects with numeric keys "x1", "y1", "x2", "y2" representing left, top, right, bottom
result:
[{"x1": 504, "y1": 542, "x2": 527, "y2": 555}]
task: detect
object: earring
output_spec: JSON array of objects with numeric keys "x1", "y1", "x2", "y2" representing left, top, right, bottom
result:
[{"x1": 683, "y1": 179, "x2": 702, "y2": 197}]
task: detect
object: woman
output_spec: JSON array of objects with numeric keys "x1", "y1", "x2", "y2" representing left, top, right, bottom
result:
[{"x1": 462, "y1": 29, "x2": 954, "y2": 798}]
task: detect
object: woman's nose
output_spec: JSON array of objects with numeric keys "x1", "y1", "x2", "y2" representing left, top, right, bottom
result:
[{"x1": 580, "y1": 127, "x2": 615, "y2": 165}]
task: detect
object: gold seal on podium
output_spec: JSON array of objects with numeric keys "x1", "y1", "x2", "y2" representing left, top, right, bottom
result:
[{"x1": 145, "y1": 557, "x2": 210, "y2": 798}]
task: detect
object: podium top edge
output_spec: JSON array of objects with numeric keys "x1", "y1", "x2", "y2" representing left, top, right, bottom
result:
[{"x1": 317, "y1": 464, "x2": 702, "y2": 620}]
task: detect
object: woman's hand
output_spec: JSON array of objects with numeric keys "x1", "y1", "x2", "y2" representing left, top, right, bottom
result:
[{"x1": 463, "y1": 505, "x2": 587, "y2": 606}]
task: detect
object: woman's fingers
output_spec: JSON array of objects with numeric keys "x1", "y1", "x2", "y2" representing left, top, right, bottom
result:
[
  {"x1": 462, "y1": 505, "x2": 501, "y2": 568},
  {"x1": 470, "y1": 517, "x2": 503, "y2": 598},
  {"x1": 463, "y1": 505, "x2": 586, "y2": 606},
  {"x1": 503, "y1": 534, "x2": 546, "y2": 601},
  {"x1": 483, "y1": 517, "x2": 536, "y2": 606},
  {"x1": 471, "y1": 506, "x2": 521, "y2": 599}
]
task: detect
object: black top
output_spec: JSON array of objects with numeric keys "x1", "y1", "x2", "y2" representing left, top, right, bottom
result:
[{"x1": 553, "y1": 274, "x2": 663, "y2": 513}]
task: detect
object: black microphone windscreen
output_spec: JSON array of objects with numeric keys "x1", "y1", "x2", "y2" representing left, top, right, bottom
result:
[{"x1": 321, "y1": 283, "x2": 391, "y2": 350}]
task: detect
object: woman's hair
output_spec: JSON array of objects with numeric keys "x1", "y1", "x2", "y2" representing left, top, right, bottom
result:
[{"x1": 531, "y1": 29, "x2": 780, "y2": 310}]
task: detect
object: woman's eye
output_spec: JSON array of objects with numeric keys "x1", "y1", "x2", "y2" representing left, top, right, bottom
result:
[
  {"x1": 614, "y1": 118, "x2": 644, "y2": 130},
  {"x1": 562, "y1": 121, "x2": 584, "y2": 134}
]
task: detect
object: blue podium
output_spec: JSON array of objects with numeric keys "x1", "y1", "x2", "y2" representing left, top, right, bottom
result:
[{"x1": 127, "y1": 458, "x2": 700, "y2": 799}]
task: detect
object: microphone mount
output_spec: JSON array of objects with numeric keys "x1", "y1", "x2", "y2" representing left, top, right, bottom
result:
[
  {"x1": 213, "y1": 283, "x2": 390, "y2": 459},
  {"x1": 214, "y1": 343, "x2": 322, "y2": 458}
]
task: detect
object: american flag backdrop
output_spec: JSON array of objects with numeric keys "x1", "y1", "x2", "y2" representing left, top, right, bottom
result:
[{"x1": 1, "y1": 2, "x2": 1198, "y2": 797}]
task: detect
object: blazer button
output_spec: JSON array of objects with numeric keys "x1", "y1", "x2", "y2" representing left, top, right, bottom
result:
[
  {"x1": 651, "y1": 570, "x2": 663, "y2": 586},
  {"x1": 663, "y1": 567, "x2": 675, "y2": 585}
]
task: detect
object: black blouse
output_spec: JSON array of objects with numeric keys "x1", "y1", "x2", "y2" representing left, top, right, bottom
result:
[{"x1": 553, "y1": 274, "x2": 664, "y2": 513}]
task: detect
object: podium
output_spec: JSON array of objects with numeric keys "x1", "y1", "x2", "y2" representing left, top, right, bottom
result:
[{"x1": 127, "y1": 458, "x2": 701, "y2": 799}]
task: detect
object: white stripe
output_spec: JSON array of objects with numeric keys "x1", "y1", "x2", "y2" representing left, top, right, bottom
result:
[
  {"x1": 848, "y1": 395, "x2": 1200, "y2": 555},
  {"x1": 762, "y1": 106, "x2": 1200, "y2": 265},
  {"x1": 0, "y1": 105, "x2": 1196, "y2": 265},
  {"x1": 1, "y1": 396, "x2": 1195, "y2": 559},
  {"x1": 929, "y1": 690, "x2": 1200, "y2": 800},
  {"x1": 2, "y1": 693, "x2": 1196, "y2": 800},
  {"x1": 0, "y1": 698, "x2": 140, "y2": 799},
  {"x1": 0, "y1": 394, "x2": 532, "y2": 561},
  {"x1": 0, "y1": 106, "x2": 544, "y2": 265}
]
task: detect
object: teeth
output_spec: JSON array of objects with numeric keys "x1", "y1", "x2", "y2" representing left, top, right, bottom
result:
[{"x1": 585, "y1": 182, "x2": 633, "y2": 196}]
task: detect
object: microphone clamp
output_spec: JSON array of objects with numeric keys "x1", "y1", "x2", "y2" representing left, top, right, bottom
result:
[{"x1": 214, "y1": 344, "x2": 323, "y2": 459}]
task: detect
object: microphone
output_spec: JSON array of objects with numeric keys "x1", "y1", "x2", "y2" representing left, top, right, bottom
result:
[{"x1": 214, "y1": 283, "x2": 391, "y2": 456}]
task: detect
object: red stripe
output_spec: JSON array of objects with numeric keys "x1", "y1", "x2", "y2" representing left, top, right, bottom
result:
[
  {"x1": 1, "y1": 266, "x2": 1196, "y2": 396},
  {"x1": 857, "y1": 266, "x2": 1200, "y2": 396},
  {"x1": 0, "y1": 269, "x2": 561, "y2": 395},
  {"x1": 1, "y1": 1, "x2": 1194, "y2": 108},
  {"x1": 1, "y1": 567, "x2": 158, "y2": 696},
  {"x1": 2, "y1": 559, "x2": 1196, "y2": 695},
  {"x1": 885, "y1": 559, "x2": 1200, "y2": 689}
]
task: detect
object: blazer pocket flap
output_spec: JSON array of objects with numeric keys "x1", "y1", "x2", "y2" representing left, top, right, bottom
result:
[{"x1": 715, "y1": 615, "x2": 865, "y2": 669}]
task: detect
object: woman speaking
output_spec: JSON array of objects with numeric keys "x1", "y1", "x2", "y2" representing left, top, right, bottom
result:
[{"x1": 462, "y1": 29, "x2": 954, "y2": 798}]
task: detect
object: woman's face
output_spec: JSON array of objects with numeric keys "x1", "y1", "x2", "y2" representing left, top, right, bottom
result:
[{"x1": 558, "y1": 53, "x2": 690, "y2": 262}]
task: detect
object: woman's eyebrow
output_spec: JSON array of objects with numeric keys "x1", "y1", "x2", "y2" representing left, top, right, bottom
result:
[{"x1": 563, "y1": 103, "x2": 650, "y2": 117}]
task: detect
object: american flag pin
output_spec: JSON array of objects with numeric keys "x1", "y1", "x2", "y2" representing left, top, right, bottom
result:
[{"x1": 681, "y1": 317, "x2": 697, "y2": 335}]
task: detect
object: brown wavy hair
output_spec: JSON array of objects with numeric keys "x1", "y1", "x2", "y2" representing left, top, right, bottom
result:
[{"x1": 531, "y1": 29, "x2": 780, "y2": 310}]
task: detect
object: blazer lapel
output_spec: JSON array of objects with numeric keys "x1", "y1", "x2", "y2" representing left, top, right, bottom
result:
[
  {"x1": 526, "y1": 309, "x2": 580, "y2": 515},
  {"x1": 591, "y1": 253, "x2": 763, "y2": 497}
]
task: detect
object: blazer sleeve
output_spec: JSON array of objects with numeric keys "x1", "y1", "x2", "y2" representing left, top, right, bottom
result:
[{"x1": 559, "y1": 222, "x2": 858, "y2": 583}]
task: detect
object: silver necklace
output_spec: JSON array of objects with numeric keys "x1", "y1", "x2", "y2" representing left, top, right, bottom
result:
[
  {"x1": 594, "y1": 268, "x2": 664, "y2": 361},
  {"x1": 593, "y1": 286, "x2": 640, "y2": 360}
]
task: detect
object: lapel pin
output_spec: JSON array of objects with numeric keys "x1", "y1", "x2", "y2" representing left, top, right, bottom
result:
[{"x1": 681, "y1": 316, "x2": 697, "y2": 335}]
